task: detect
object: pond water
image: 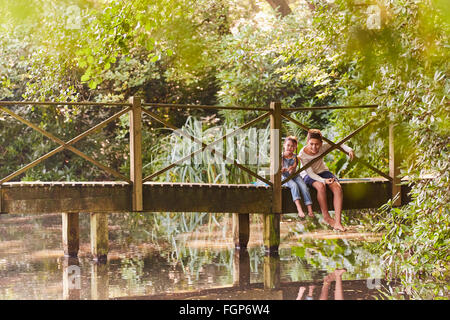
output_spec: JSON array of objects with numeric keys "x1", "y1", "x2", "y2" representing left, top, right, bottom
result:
[{"x1": 0, "y1": 212, "x2": 409, "y2": 300}]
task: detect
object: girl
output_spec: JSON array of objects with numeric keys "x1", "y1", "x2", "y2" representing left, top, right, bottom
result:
[
  {"x1": 299, "y1": 129, "x2": 355, "y2": 231},
  {"x1": 282, "y1": 136, "x2": 314, "y2": 219}
]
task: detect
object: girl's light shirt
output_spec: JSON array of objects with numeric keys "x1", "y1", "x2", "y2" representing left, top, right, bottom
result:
[{"x1": 299, "y1": 142, "x2": 353, "y2": 184}]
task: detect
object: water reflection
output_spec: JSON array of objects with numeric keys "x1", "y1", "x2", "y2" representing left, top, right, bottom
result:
[
  {"x1": 0, "y1": 213, "x2": 404, "y2": 300},
  {"x1": 62, "y1": 257, "x2": 81, "y2": 300},
  {"x1": 296, "y1": 269, "x2": 346, "y2": 300}
]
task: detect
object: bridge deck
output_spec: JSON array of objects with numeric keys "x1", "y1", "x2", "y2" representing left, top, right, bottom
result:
[{"x1": 0, "y1": 178, "x2": 410, "y2": 215}]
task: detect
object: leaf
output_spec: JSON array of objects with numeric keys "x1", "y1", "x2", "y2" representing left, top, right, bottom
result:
[
  {"x1": 81, "y1": 74, "x2": 90, "y2": 82},
  {"x1": 88, "y1": 80, "x2": 98, "y2": 89}
]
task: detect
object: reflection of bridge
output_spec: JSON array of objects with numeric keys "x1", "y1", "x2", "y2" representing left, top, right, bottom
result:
[
  {"x1": 0, "y1": 98, "x2": 407, "y2": 260},
  {"x1": 62, "y1": 249, "x2": 403, "y2": 300}
]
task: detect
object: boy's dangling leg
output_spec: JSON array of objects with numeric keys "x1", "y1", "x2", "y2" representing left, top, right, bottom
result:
[
  {"x1": 328, "y1": 181, "x2": 345, "y2": 232},
  {"x1": 312, "y1": 181, "x2": 335, "y2": 227}
]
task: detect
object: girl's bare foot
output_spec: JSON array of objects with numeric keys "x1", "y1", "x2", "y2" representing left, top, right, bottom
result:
[
  {"x1": 298, "y1": 211, "x2": 306, "y2": 219},
  {"x1": 307, "y1": 210, "x2": 314, "y2": 218}
]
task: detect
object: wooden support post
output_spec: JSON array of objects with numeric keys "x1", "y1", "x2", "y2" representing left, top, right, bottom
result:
[
  {"x1": 129, "y1": 96, "x2": 143, "y2": 211},
  {"x1": 389, "y1": 124, "x2": 402, "y2": 206},
  {"x1": 232, "y1": 248, "x2": 250, "y2": 288},
  {"x1": 264, "y1": 101, "x2": 282, "y2": 253},
  {"x1": 62, "y1": 257, "x2": 81, "y2": 300},
  {"x1": 91, "y1": 262, "x2": 109, "y2": 300},
  {"x1": 0, "y1": 186, "x2": 3, "y2": 214},
  {"x1": 90, "y1": 213, "x2": 108, "y2": 262},
  {"x1": 62, "y1": 212, "x2": 79, "y2": 258},
  {"x1": 232, "y1": 213, "x2": 249, "y2": 249}
]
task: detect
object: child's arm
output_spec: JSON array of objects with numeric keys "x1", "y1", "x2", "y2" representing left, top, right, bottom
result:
[
  {"x1": 323, "y1": 142, "x2": 355, "y2": 160},
  {"x1": 286, "y1": 156, "x2": 299, "y2": 174}
]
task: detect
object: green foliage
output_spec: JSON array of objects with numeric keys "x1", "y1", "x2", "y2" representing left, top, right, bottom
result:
[{"x1": 0, "y1": 0, "x2": 448, "y2": 298}]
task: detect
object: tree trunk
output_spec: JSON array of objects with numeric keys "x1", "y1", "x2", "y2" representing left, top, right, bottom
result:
[{"x1": 265, "y1": 0, "x2": 292, "y2": 17}]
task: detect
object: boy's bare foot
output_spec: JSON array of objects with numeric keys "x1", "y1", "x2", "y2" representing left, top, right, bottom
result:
[
  {"x1": 333, "y1": 224, "x2": 346, "y2": 232},
  {"x1": 323, "y1": 216, "x2": 335, "y2": 226},
  {"x1": 334, "y1": 269, "x2": 347, "y2": 277},
  {"x1": 307, "y1": 210, "x2": 314, "y2": 218},
  {"x1": 298, "y1": 211, "x2": 306, "y2": 219},
  {"x1": 324, "y1": 273, "x2": 336, "y2": 283}
]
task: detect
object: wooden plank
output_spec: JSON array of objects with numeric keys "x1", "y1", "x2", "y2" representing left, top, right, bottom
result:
[
  {"x1": 2, "y1": 184, "x2": 131, "y2": 214},
  {"x1": 141, "y1": 102, "x2": 271, "y2": 112},
  {"x1": 90, "y1": 213, "x2": 109, "y2": 262},
  {"x1": 0, "y1": 101, "x2": 130, "y2": 106},
  {"x1": 1, "y1": 180, "x2": 410, "y2": 215},
  {"x1": 62, "y1": 212, "x2": 79, "y2": 257},
  {"x1": 143, "y1": 183, "x2": 272, "y2": 214},
  {"x1": 282, "y1": 104, "x2": 378, "y2": 112},
  {"x1": 129, "y1": 96, "x2": 143, "y2": 211}
]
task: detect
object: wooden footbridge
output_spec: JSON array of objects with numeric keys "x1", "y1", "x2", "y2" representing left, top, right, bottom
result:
[{"x1": 0, "y1": 98, "x2": 408, "y2": 260}]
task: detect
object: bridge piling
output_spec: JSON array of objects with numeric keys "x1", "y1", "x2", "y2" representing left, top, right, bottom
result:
[
  {"x1": 90, "y1": 213, "x2": 109, "y2": 262},
  {"x1": 232, "y1": 213, "x2": 250, "y2": 249},
  {"x1": 62, "y1": 212, "x2": 79, "y2": 258}
]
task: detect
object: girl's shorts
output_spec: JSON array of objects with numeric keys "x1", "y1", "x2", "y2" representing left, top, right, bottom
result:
[{"x1": 303, "y1": 171, "x2": 338, "y2": 187}]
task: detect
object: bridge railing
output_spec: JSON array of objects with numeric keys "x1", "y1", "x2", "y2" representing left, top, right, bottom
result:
[
  {"x1": 0, "y1": 97, "x2": 402, "y2": 212},
  {"x1": 0, "y1": 101, "x2": 133, "y2": 185}
]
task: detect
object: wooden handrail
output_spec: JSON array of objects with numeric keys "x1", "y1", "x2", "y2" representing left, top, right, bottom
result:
[
  {"x1": 0, "y1": 98, "x2": 389, "y2": 191},
  {"x1": 0, "y1": 106, "x2": 131, "y2": 184},
  {"x1": 281, "y1": 114, "x2": 393, "y2": 182},
  {"x1": 142, "y1": 102, "x2": 271, "y2": 112},
  {"x1": 282, "y1": 104, "x2": 378, "y2": 112},
  {"x1": 0, "y1": 101, "x2": 131, "y2": 106},
  {"x1": 142, "y1": 109, "x2": 272, "y2": 185},
  {"x1": 281, "y1": 117, "x2": 377, "y2": 185}
]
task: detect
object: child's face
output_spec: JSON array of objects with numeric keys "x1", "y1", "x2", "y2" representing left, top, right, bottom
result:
[
  {"x1": 284, "y1": 140, "x2": 297, "y2": 154},
  {"x1": 307, "y1": 138, "x2": 322, "y2": 154}
]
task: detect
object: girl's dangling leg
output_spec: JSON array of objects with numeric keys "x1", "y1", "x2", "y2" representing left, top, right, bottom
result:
[{"x1": 293, "y1": 176, "x2": 314, "y2": 217}]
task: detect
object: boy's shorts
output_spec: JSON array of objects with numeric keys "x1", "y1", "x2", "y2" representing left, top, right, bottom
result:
[{"x1": 303, "y1": 171, "x2": 338, "y2": 187}]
